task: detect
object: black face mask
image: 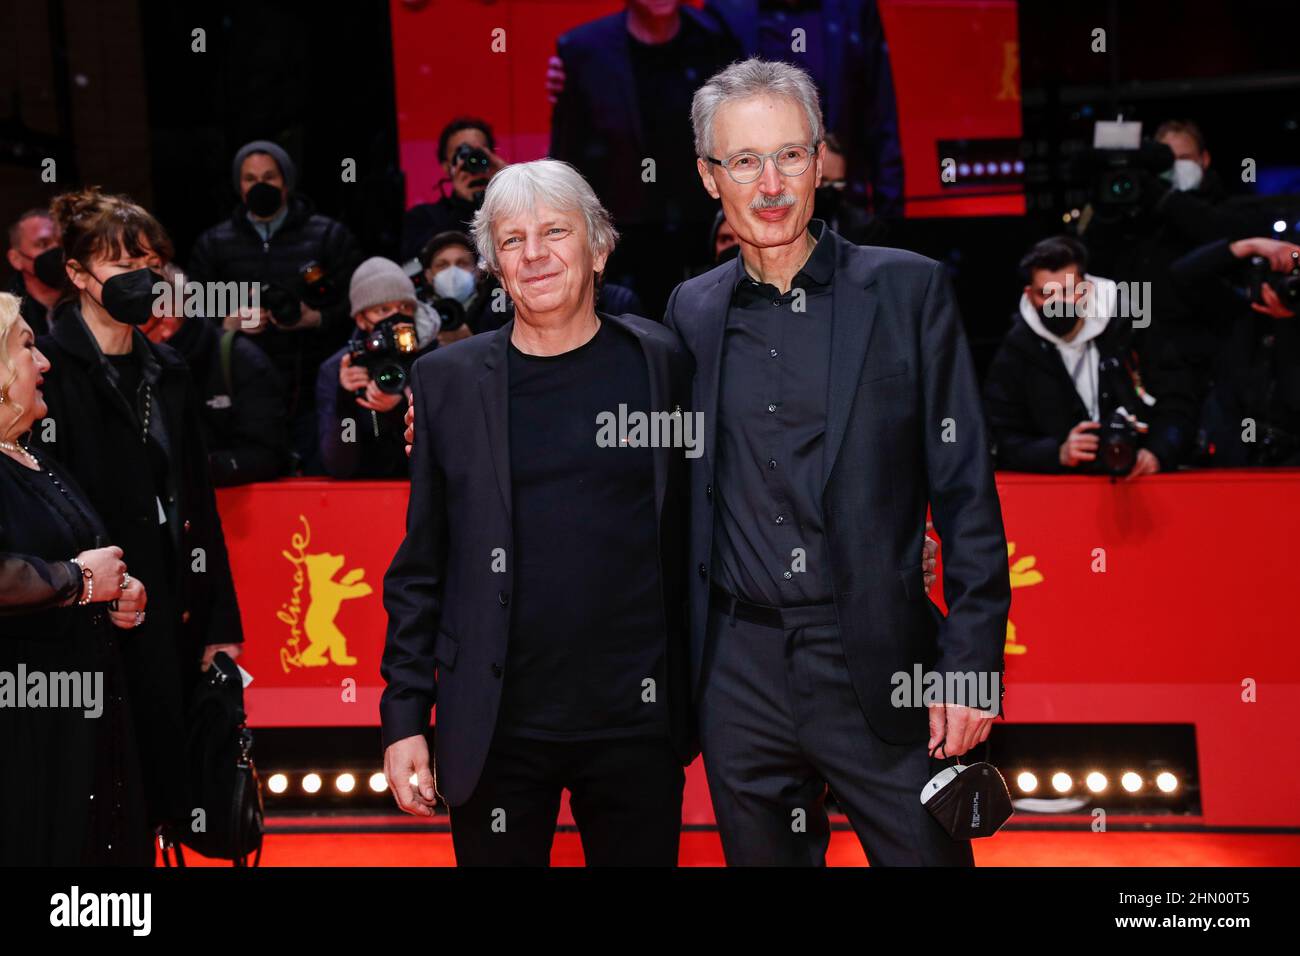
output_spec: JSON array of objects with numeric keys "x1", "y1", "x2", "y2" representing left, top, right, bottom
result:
[
  {"x1": 1037, "y1": 304, "x2": 1080, "y2": 338},
  {"x1": 245, "y1": 181, "x2": 284, "y2": 218},
  {"x1": 32, "y1": 247, "x2": 66, "y2": 289},
  {"x1": 94, "y1": 267, "x2": 165, "y2": 326}
]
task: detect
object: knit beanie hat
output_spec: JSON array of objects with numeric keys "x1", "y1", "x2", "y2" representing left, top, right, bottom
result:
[
  {"x1": 231, "y1": 140, "x2": 297, "y2": 193},
  {"x1": 349, "y1": 257, "x2": 418, "y2": 316}
]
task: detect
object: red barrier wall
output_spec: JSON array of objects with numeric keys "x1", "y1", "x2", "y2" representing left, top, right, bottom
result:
[{"x1": 217, "y1": 470, "x2": 1300, "y2": 826}]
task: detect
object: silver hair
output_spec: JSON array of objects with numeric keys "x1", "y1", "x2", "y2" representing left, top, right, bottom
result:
[
  {"x1": 470, "y1": 159, "x2": 618, "y2": 275},
  {"x1": 691, "y1": 58, "x2": 824, "y2": 160}
]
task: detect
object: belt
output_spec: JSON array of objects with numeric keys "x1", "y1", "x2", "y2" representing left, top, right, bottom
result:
[{"x1": 710, "y1": 584, "x2": 838, "y2": 630}]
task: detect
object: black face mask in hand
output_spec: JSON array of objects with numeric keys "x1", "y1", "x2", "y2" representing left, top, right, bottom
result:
[
  {"x1": 245, "y1": 181, "x2": 284, "y2": 218},
  {"x1": 94, "y1": 267, "x2": 166, "y2": 326}
]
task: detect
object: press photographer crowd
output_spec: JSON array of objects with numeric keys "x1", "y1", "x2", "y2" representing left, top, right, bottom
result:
[{"x1": 0, "y1": 0, "x2": 1297, "y2": 878}]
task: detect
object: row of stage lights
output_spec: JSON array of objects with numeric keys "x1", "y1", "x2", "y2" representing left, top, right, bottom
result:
[
  {"x1": 266, "y1": 772, "x2": 391, "y2": 796},
  {"x1": 1014, "y1": 770, "x2": 1180, "y2": 796},
  {"x1": 263, "y1": 769, "x2": 1180, "y2": 799}
]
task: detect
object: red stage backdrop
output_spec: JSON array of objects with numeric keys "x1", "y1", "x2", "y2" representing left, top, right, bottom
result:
[
  {"x1": 389, "y1": 0, "x2": 1023, "y2": 219},
  {"x1": 218, "y1": 470, "x2": 1300, "y2": 827}
]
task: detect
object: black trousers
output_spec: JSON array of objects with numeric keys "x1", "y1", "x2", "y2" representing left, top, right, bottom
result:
[
  {"x1": 447, "y1": 733, "x2": 684, "y2": 866},
  {"x1": 698, "y1": 605, "x2": 975, "y2": 867}
]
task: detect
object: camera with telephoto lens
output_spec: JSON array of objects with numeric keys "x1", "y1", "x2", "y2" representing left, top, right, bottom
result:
[
  {"x1": 452, "y1": 142, "x2": 491, "y2": 176},
  {"x1": 1094, "y1": 356, "x2": 1150, "y2": 475},
  {"x1": 258, "y1": 261, "x2": 336, "y2": 327},
  {"x1": 1245, "y1": 253, "x2": 1300, "y2": 312},
  {"x1": 348, "y1": 316, "x2": 420, "y2": 395}
]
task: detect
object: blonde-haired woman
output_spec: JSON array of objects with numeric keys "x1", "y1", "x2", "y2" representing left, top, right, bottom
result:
[{"x1": 0, "y1": 291, "x2": 152, "y2": 864}]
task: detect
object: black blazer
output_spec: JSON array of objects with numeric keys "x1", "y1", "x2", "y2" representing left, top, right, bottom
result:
[
  {"x1": 549, "y1": 7, "x2": 737, "y2": 227},
  {"x1": 380, "y1": 313, "x2": 696, "y2": 807},
  {"x1": 35, "y1": 304, "x2": 244, "y2": 657},
  {"x1": 665, "y1": 230, "x2": 1010, "y2": 743}
]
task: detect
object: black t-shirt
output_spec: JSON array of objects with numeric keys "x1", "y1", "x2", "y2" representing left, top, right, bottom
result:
[
  {"x1": 497, "y1": 319, "x2": 668, "y2": 741},
  {"x1": 626, "y1": 16, "x2": 720, "y2": 227}
]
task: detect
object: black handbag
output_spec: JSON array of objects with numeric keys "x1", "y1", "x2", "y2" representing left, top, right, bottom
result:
[
  {"x1": 160, "y1": 652, "x2": 264, "y2": 866},
  {"x1": 922, "y1": 743, "x2": 1014, "y2": 840}
]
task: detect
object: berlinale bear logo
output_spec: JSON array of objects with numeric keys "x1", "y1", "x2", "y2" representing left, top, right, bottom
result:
[{"x1": 277, "y1": 514, "x2": 373, "y2": 671}]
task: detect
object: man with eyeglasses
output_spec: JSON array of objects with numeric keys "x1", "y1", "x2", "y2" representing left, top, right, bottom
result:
[{"x1": 664, "y1": 59, "x2": 1011, "y2": 865}]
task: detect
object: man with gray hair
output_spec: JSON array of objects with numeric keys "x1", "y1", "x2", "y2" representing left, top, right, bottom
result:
[
  {"x1": 379, "y1": 159, "x2": 697, "y2": 865},
  {"x1": 666, "y1": 58, "x2": 1011, "y2": 865}
]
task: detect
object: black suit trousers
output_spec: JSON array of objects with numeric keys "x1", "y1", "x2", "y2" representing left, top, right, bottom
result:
[
  {"x1": 698, "y1": 605, "x2": 975, "y2": 866},
  {"x1": 447, "y1": 733, "x2": 685, "y2": 866}
]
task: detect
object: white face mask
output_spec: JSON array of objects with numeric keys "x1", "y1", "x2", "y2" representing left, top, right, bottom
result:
[
  {"x1": 1165, "y1": 158, "x2": 1204, "y2": 192},
  {"x1": 432, "y1": 265, "x2": 476, "y2": 304}
]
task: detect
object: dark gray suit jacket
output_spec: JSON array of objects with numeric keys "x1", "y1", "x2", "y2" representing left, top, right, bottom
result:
[
  {"x1": 665, "y1": 229, "x2": 1010, "y2": 742},
  {"x1": 380, "y1": 313, "x2": 696, "y2": 806}
]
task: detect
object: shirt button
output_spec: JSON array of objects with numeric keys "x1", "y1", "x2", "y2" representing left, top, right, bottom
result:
[
  {"x1": 775, "y1": 515, "x2": 785, "y2": 525},
  {"x1": 491, "y1": 663, "x2": 503, "y2": 678},
  {"x1": 498, "y1": 591, "x2": 509, "y2": 607},
  {"x1": 770, "y1": 348, "x2": 778, "y2": 358},
  {"x1": 705, "y1": 483, "x2": 713, "y2": 501},
  {"x1": 768, "y1": 459, "x2": 777, "y2": 470},
  {"x1": 783, "y1": 570, "x2": 794, "y2": 580},
  {"x1": 698, "y1": 563, "x2": 708, "y2": 580},
  {"x1": 767, "y1": 404, "x2": 777, "y2": 413}
]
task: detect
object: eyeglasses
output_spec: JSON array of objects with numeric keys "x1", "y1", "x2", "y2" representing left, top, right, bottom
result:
[{"x1": 706, "y1": 143, "x2": 819, "y2": 184}]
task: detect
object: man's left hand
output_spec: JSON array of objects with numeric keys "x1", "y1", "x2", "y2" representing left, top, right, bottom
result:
[
  {"x1": 928, "y1": 702, "x2": 993, "y2": 759},
  {"x1": 1125, "y1": 448, "x2": 1160, "y2": 480},
  {"x1": 358, "y1": 380, "x2": 403, "y2": 414}
]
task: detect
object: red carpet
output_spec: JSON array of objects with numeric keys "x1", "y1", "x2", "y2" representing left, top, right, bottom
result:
[{"x1": 162, "y1": 829, "x2": 1300, "y2": 867}]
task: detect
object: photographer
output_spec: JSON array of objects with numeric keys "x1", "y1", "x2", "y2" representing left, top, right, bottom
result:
[
  {"x1": 1080, "y1": 120, "x2": 1264, "y2": 396},
  {"x1": 140, "y1": 264, "x2": 289, "y2": 486},
  {"x1": 188, "y1": 139, "x2": 363, "y2": 474},
  {"x1": 399, "y1": 118, "x2": 506, "y2": 262},
  {"x1": 414, "y1": 231, "x2": 479, "y2": 347},
  {"x1": 984, "y1": 236, "x2": 1195, "y2": 477},
  {"x1": 1169, "y1": 236, "x2": 1300, "y2": 466},
  {"x1": 317, "y1": 258, "x2": 431, "y2": 479}
]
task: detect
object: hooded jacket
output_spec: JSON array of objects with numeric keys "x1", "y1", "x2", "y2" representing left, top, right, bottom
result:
[{"x1": 984, "y1": 275, "x2": 1196, "y2": 472}]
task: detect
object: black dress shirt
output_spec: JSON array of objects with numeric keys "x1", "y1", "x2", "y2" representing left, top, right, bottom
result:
[{"x1": 712, "y1": 219, "x2": 837, "y2": 606}]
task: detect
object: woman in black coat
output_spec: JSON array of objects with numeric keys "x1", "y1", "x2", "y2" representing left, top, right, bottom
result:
[
  {"x1": 0, "y1": 293, "x2": 153, "y2": 864},
  {"x1": 31, "y1": 189, "x2": 245, "y2": 847}
]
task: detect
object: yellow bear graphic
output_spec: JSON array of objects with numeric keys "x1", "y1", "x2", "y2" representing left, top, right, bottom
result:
[{"x1": 299, "y1": 553, "x2": 372, "y2": 667}]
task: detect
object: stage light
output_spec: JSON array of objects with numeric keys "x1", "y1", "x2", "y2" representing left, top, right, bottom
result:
[
  {"x1": 1085, "y1": 771, "x2": 1108, "y2": 793},
  {"x1": 336, "y1": 773, "x2": 356, "y2": 794},
  {"x1": 1051, "y1": 772, "x2": 1073, "y2": 794},
  {"x1": 303, "y1": 772, "x2": 322, "y2": 794},
  {"x1": 1121, "y1": 772, "x2": 1143, "y2": 793},
  {"x1": 1013, "y1": 160, "x2": 1025, "y2": 174},
  {"x1": 973, "y1": 163, "x2": 985, "y2": 176},
  {"x1": 1016, "y1": 771, "x2": 1038, "y2": 793},
  {"x1": 958, "y1": 163, "x2": 971, "y2": 178},
  {"x1": 1274, "y1": 220, "x2": 1288, "y2": 234},
  {"x1": 267, "y1": 773, "x2": 288, "y2": 795},
  {"x1": 999, "y1": 161, "x2": 1012, "y2": 175},
  {"x1": 369, "y1": 772, "x2": 388, "y2": 793},
  {"x1": 1155, "y1": 771, "x2": 1179, "y2": 794}
]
